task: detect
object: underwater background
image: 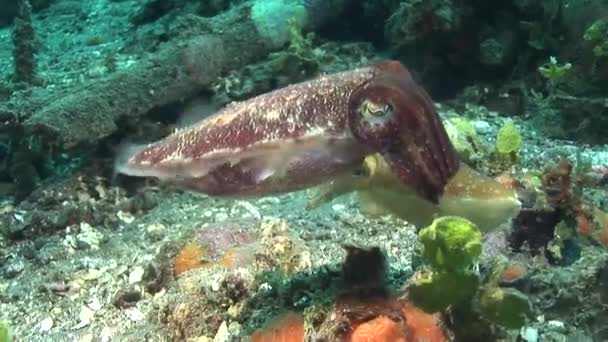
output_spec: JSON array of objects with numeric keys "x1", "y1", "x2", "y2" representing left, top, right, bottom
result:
[{"x1": 1, "y1": 0, "x2": 608, "y2": 341}]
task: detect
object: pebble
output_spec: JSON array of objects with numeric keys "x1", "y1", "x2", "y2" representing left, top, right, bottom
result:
[
  {"x1": 100, "y1": 327, "x2": 114, "y2": 342},
  {"x1": 73, "y1": 304, "x2": 95, "y2": 330},
  {"x1": 116, "y1": 210, "x2": 135, "y2": 224},
  {"x1": 128, "y1": 266, "x2": 145, "y2": 285},
  {"x1": 113, "y1": 289, "x2": 142, "y2": 309},
  {"x1": 213, "y1": 321, "x2": 229, "y2": 342},
  {"x1": 214, "y1": 212, "x2": 228, "y2": 222},
  {"x1": 38, "y1": 317, "x2": 54, "y2": 333},
  {"x1": 547, "y1": 320, "x2": 566, "y2": 332},
  {"x1": 79, "y1": 334, "x2": 94, "y2": 342},
  {"x1": 87, "y1": 297, "x2": 103, "y2": 311},
  {"x1": 331, "y1": 204, "x2": 346, "y2": 212},
  {"x1": 146, "y1": 223, "x2": 166, "y2": 240},
  {"x1": 473, "y1": 120, "x2": 492, "y2": 134},
  {"x1": 19, "y1": 241, "x2": 37, "y2": 260},
  {"x1": 125, "y1": 308, "x2": 145, "y2": 322},
  {"x1": 72, "y1": 223, "x2": 104, "y2": 250},
  {"x1": 520, "y1": 326, "x2": 539, "y2": 342}
]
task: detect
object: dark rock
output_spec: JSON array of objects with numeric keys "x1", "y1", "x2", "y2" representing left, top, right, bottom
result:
[
  {"x1": 509, "y1": 207, "x2": 561, "y2": 258},
  {"x1": 340, "y1": 245, "x2": 387, "y2": 294},
  {"x1": 18, "y1": 240, "x2": 36, "y2": 259},
  {"x1": 220, "y1": 273, "x2": 248, "y2": 304},
  {"x1": 142, "y1": 262, "x2": 170, "y2": 294},
  {"x1": 113, "y1": 288, "x2": 143, "y2": 309},
  {"x1": 3, "y1": 257, "x2": 25, "y2": 279}
]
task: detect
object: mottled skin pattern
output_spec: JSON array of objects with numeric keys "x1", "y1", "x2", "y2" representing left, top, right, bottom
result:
[{"x1": 118, "y1": 61, "x2": 459, "y2": 202}]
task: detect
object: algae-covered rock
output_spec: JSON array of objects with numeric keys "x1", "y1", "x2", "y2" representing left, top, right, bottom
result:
[
  {"x1": 445, "y1": 117, "x2": 486, "y2": 165},
  {"x1": 408, "y1": 271, "x2": 479, "y2": 313},
  {"x1": 418, "y1": 216, "x2": 482, "y2": 272},
  {"x1": 480, "y1": 286, "x2": 532, "y2": 329}
]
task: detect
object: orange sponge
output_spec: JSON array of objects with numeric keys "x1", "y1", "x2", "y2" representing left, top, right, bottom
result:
[
  {"x1": 174, "y1": 242, "x2": 207, "y2": 276},
  {"x1": 402, "y1": 301, "x2": 448, "y2": 342},
  {"x1": 351, "y1": 316, "x2": 407, "y2": 342},
  {"x1": 251, "y1": 312, "x2": 305, "y2": 342}
]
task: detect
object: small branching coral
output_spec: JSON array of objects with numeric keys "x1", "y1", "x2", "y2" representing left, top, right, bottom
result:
[{"x1": 538, "y1": 56, "x2": 572, "y2": 94}]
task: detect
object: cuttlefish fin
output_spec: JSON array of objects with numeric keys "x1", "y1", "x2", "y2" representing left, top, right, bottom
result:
[
  {"x1": 358, "y1": 191, "x2": 394, "y2": 217},
  {"x1": 438, "y1": 164, "x2": 521, "y2": 232},
  {"x1": 307, "y1": 172, "x2": 369, "y2": 210},
  {"x1": 358, "y1": 186, "x2": 440, "y2": 227}
]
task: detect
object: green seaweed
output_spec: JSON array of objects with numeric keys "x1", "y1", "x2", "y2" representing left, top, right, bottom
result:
[{"x1": 538, "y1": 56, "x2": 572, "y2": 91}]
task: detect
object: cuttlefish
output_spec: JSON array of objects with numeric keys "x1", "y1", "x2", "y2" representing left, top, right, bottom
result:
[
  {"x1": 116, "y1": 61, "x2": 520, "y2": 228},
  {"x1": 116, "y1": 61, "x2": 458, "y2": 204}
]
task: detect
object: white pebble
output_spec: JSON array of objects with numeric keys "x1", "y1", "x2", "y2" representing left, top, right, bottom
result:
[
  {"x1": 38, "y1": 317, "x2": 54, "y2": 333},
  {"x1": 547, "y1": 320, "x2": 566, "y2": 331},
  {"x1": 87, "y1": 297, "x2": 103, "y2": 311},
  {"x1": 331, "y1": 204, "x2": 346, "y2": 212},
  {"x1": 520, "y1": 326, "x2": 538, "y2": 342},
  {"x1": 116, "y1": 210, "x2": 135, "y2": 224},
  {"x1": 125, "y1": 308, "x2": 145, "y2": 322},
  {"x1": 473, "y1": 120, "x2": 492, "y2": 134},
  {"x1": 213, "y1": 321, "x2": 229, "y2": 342},
  {"x1": 100, "y1": 327, "x2": 114, "y2": 342},
  {"x1": 128, "y1": 266, "x2": 145, "y2": 285}
]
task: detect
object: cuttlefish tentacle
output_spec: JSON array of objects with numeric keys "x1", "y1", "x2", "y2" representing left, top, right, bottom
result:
[{"x1": 116, "y1": 61, "x2": 459, "y2": 203}]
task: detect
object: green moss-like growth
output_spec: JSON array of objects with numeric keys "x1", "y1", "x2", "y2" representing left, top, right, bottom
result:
[
  {"x1": 480, "y1": 287, "x2": 532, "y2": 329},
  {"x1": 0, "y1": 320, "x2": 12, "y2": 342},
  {"x1": 418, "y1": 216, "x2": 482, "y2": 272},
  {"x1": 410, "y1": 216, "x2": 533, "y2": 331},
  {"x1": 495, "y1": 121, "x2": 523, "y2": 167},
  {"x1": 409, "y1": 217, "x2": 482, "y2": 313},
  {"x1": 408, "y1": 271, "x2": 479, "y2": 313}
]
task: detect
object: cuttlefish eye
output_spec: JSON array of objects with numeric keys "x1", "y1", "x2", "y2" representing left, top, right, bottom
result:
[{"x1": 358, "y1": 99, "x2": 394, "y2": 125}]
